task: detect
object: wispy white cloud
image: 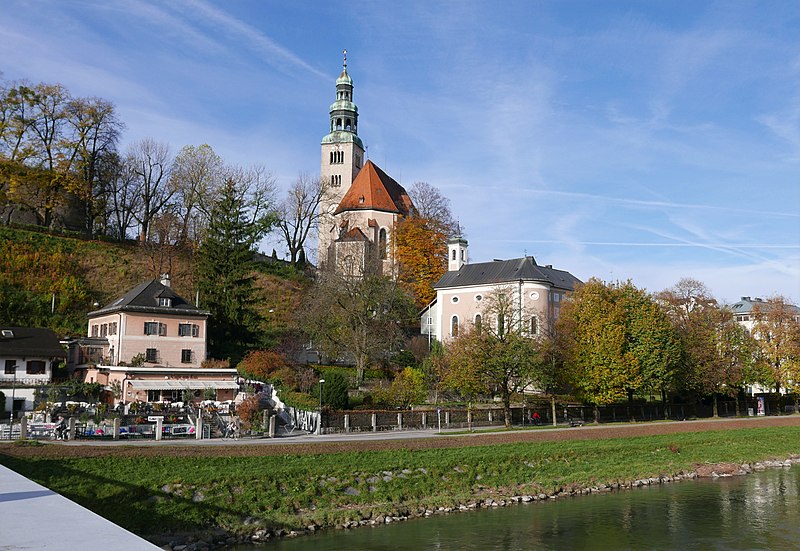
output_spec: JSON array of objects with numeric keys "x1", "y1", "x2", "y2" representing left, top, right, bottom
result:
[{"x1": 178, "y1": 0, "x2": 329, "y2": 80}]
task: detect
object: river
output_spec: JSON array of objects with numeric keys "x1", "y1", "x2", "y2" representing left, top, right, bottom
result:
[{"x1": 236, "y1": 465, "x2": 800, "y2": 550}]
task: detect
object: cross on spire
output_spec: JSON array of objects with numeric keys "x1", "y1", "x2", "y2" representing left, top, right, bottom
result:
[{"x1": 343, "y1": 48, "x2": 347, "y2": 69}]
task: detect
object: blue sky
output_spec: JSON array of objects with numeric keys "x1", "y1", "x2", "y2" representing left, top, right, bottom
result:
[{"x1": 2, "y1": 1, "x2": 798, "y2": 304}]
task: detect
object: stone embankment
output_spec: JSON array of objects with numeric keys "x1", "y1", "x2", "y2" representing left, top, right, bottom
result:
[{"x1": 154, "y1": 455, "x2": 800, "y2": 551}]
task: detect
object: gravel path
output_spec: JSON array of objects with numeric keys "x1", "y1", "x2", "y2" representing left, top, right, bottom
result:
[{"x1": 3, "y1": 415, "x2": 799, "y2": 460}]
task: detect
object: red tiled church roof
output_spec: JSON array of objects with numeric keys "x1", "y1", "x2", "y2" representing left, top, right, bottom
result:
[
  {"x1": 334, "y1": 160, "x2": 413, "y2": 216},
  {"x1": 339, "y1": 227, "x2": 369, "y2": 242}
]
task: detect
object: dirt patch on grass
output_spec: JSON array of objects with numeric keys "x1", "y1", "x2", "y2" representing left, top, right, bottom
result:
[{"x1": 3, "y1": 416, "x2": 800, "y2": 461}]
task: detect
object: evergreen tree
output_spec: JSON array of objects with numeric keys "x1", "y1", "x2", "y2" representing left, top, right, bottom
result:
[{"x1": 196, "y1": 177, "x2": 275, "y2": 364}]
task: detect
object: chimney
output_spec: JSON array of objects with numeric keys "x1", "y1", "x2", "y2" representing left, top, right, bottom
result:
[{"x1": 160, "y1": 273, "x2": 171, "y2": 287}]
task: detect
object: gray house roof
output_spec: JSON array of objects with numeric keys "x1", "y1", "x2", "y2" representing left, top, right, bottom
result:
[
  {"x1": 0, "y1": 327, "x2": 67, "y2": 358},
  {"x1": 88, "y1": 280, "x2": 210, "y2": 318},
  {"x1": 434, "y1": 256, "x2": 581, "y2": 291},
  {"x1": 731, "y1": 296, "x2": 800, "y2": 315}
]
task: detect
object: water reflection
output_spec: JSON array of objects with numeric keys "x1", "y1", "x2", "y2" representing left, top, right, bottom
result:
[{"x1": 247, "y1": 466, "x2": 800, "y2": 550}]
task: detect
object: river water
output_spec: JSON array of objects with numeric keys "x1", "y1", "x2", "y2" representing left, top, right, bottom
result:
[{"x1": 240, "y1": 465, "x2": 800, "y2": 550}]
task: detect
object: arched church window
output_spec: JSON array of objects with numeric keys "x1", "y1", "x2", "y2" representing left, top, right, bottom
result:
[
  {"x1": 451, "y1": 249, "x2": 456, "y2": 261},
  {"x1": 379, "y1": 228, "x2": 387, "y2": 260},
  {"x1": 336, "y1": 118, "x2": 342, "y2": 130},
  {"x1": 474, "y1": 314, "x2": 482, "y2": 334},
  {"x1": 451, "y1": 315, "x2": 459, "y2": 337},
  {"x1": 530, "y1": 316, "x2": 538, "y2": 335},
  {"x1": 345, "y1": 119, "x2": 352, "y2": 131}
]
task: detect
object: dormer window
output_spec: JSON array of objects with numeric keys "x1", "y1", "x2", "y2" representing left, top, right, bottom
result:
[{"x1": 159, "y1": 297, "x2": 172, "y2": 307}]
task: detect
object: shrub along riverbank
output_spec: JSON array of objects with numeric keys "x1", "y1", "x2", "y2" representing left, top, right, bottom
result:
[{"x1": 2, "y1": 425, "x2": 800, "y2": 547}]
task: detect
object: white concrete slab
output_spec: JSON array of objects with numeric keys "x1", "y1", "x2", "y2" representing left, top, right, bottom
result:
[{"x1": 0, "y1": 464, "x2": 160, "y2": 550}]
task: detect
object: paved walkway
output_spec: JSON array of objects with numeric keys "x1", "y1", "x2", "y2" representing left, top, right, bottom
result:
[{"x1": 0, "y1": 463, "x2": 160, "y2": 550}]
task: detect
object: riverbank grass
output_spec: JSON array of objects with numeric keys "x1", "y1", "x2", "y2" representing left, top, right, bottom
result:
[{"x1": 1, "y1": 426, "x2": 799, "y2": 540}]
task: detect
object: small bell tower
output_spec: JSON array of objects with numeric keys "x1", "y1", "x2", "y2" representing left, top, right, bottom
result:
[{"x1": 448, "y1": 236, "x2": 468, "y2": 272}]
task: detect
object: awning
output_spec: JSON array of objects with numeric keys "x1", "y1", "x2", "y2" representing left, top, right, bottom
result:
[{"x1": 127, "y1": 380, "x2": 239, "y2": 391}]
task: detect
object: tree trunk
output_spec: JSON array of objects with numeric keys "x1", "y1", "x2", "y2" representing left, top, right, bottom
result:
[
  {"x1": 355, "y1": 353, "x2": 367, "y2": 387},
  {"x1": 501, "y1": 389, "x2": 512, "y2": 429},
  {"x1": 551, "y1": 395, "x2": 557, "y2": 427},
  {"x1": 712, "y1": 394, "x2": 718, "y2": 418},
  {"x1": 593, "y1": 404, "x2": 600, "y2": 424}
]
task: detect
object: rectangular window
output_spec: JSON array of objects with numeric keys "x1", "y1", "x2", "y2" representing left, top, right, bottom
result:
[
  {"x1": 147, "y1": 390, "x2": 161, "y2": 402},
  {"x1": 145, "y1": 348, "x2": 158, "y2": 362},
  {"x1": 4, "y1": 359, "x2": 16, "y2": 375},
  {"x1": 85, "y1": 347, "x2": 103, "y2": 364},
  {"x1": 91, "y1": 324, "x2": 99, "y2": 337},
  {"x1": 178, "y1": 323, "x2": 192, "y2": 337},
  {"x1": 26, "y1": 360, "x2": 46, "y2": 375},
  {"x1": 100, "y1": 324, "x2": 108, "y2": 337},
  {"x1": 181, "y1": 349, "x2": 192, "y2": 364},
  {"x1": 158, "y1": 297, "x2": 172, "y2": 307},
  {"x1": 179, "y1": 323, "x2": 200, "y2": 337},
  {"x1": 110, "y1": 322, "x2": 117, "y2": 335},
  {"x1": 144, "y1": 322, "x2": 166, "y2": 336}
]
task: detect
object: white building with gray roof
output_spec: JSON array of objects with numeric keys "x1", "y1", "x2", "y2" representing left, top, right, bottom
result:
[{"x1": 421, "y1": 238, "x2": 581, "y2": 343}]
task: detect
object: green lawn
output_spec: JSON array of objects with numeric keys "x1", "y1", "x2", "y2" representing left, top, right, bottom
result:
[{"x1": 2, "y1": 426, "x2": 798, "y2": 539}]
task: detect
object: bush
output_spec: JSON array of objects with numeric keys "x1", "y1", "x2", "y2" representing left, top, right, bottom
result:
[
  {"x1": 270, "y1": 366, "x2": 297, "y2": 390},
  {"x1": 280, "y1": 390, "x2": 319, "y2": 410},
  {"x1": 371, "y1": 367, "x2": 427, "y2": 409},
  {"x1": 237, "y1": 350, "x2": 284, "y2": 380},
  {"x1": 236, "y1": 395, "x2": 263, "y2": 431}
]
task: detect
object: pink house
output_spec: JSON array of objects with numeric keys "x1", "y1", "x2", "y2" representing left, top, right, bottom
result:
[{"x1": 75, "y1": 275, "x2": 239, "y2": 404}]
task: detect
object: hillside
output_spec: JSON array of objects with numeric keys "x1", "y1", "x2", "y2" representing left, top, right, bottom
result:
[{"x1": 0, "y1": 226, "x2": 308, "y2": 342}]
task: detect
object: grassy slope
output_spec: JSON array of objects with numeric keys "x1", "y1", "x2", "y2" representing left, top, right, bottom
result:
[
  {"x1": 0, "y1": 226, "x2": 306, "y2": 339},
  {"x1": 1, "y1": 426, "x2": 799, "y2": 538}
]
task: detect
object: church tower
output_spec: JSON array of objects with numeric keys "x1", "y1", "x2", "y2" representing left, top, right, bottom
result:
[{"x1": 319, "y1": 50, "x2": 366, "y2": 264}]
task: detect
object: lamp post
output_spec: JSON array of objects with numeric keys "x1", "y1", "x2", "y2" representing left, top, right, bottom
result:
[
  {"x1": 9, "y1": 369, "x2": 16, "y2": 439},
  {"x1": 317, "y1": 379, "x2": 325, "y2": 435}
]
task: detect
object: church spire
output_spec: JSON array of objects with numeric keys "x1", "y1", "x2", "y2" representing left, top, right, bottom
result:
[{"x1": 323, "y1": 49, "x2": 362, "y2": 148}]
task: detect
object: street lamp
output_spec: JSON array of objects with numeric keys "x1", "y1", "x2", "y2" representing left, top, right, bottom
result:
[
  {"x1": 317, "y1": 379, "x2": 325, "y2": 436},
  {"x1": 9, "y1": 368, "x2": 16, "y2": 439}
]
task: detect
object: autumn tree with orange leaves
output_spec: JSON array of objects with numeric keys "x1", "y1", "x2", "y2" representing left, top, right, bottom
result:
[
  {"x1": 394, "y1": 182, "x2": 458, "y2": 309},
  {"x1": 393, "y1": 215, "x2": 448, "y2": 308}
]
